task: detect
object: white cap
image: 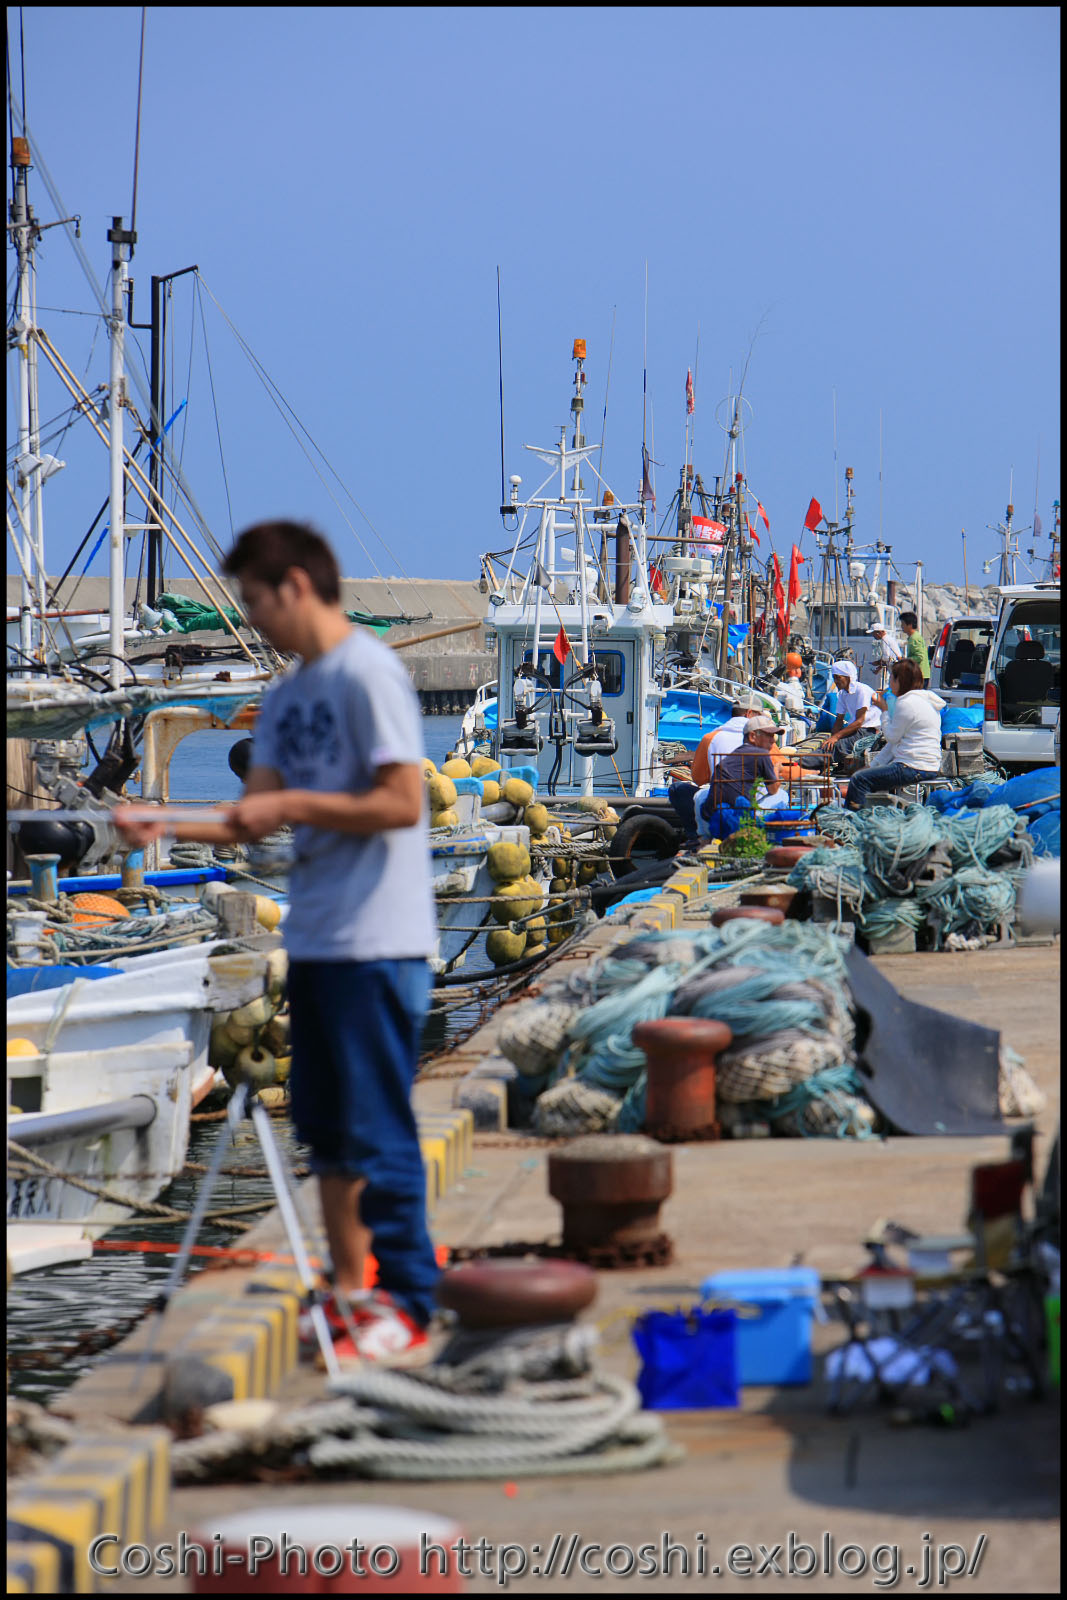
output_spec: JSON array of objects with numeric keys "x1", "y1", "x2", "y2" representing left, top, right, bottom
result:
[
  {"x1": 746, "y1": 714, "x2": 778, "y2": 736},
  {"x1": 867, "y1": 623, "x2": 887, "y2": 634}
]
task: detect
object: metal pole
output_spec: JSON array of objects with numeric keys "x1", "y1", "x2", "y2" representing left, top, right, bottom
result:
[
  {"x1": 12, "y1": 153, "x2": 35, "y2": 666},
  {"x1": 147, "y1": 274, "x2": 162, "y2": 603},
  {"x1": 915, "y1": 559, "x2": 923, "y2": 639},
  {"x1": 961, "y1": 529, "x2": 969, "y2": 607},
  {"x1": 107, "y1": 217, "x2": 134, "y2": 687}
]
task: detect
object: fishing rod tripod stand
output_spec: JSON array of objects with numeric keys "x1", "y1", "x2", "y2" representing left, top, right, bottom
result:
[{"x1": 139, "y1": 1079, "x2": 346, "y2": 1380}]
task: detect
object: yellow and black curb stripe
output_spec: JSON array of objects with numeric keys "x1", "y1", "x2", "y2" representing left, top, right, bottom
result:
[
  {"x1": 416, "y1": 1107, "x2": 474, "y2": 1209},
  {"x1": 7, "y1": 1427, "x2": 169, "y2": 1593}
]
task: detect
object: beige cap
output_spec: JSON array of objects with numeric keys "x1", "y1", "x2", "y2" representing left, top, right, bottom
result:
[{"x1": 746, "y1": 714, "x2": 778, "y2": 736}]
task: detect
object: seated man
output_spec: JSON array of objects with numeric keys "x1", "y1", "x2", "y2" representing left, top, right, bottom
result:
[
  {"x1": 695, "y1": 714, "x2": 790, "y2": 834},
  {"x1": 823, "y1": 659, "x2": 881, "y2": 768},
  {"x1": 668, "y1": 698, "x2": 761, "y2": 843},
  {"x1": 845, "y1": 658, "x2": 944, "y2": 809}
]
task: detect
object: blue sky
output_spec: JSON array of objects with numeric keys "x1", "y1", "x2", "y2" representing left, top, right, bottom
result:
[{"x1": 7, "y1": 6, "x2": 1060, "y2": 608}]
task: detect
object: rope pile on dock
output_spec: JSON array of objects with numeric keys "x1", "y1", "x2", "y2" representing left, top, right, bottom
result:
[
  {"x1": 170, "y1": 1323, "x2": 680, "y2": 1484},
  {"x1": 497, "y1": 921, "x2": 874, "y2": 1140},
  {"x1": 787, "y1": 802, "x2": 1036, "y2": 948}
]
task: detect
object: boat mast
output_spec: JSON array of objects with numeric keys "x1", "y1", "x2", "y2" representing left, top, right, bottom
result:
[
  {"x1": 9, "y1": 137, "x2": 42, "y2": 668},
  {"x1": 107, "y1": 216, "x2": 136, "y2": 687}
]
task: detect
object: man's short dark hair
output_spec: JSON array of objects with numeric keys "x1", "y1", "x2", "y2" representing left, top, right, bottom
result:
[
  {"x1": 731, "y1": 701, "x2": 748, "y2": 716},
  {"x1": 222, "y1": 520, "x2": 341, "y2": 604},
  {"x1": 900, "y1": 610, "x2": 918, "y2": 629}
]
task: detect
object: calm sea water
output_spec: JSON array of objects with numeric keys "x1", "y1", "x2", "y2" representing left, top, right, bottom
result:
[{"x1": 8, "y1": 715, "x2": 469, "y2": 1403}]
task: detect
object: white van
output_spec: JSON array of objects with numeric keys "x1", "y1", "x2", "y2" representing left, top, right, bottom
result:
[
  {"x1": 929, "y1": 614, "x2": 996, "y2": 709},
  {"x1": 982, "y1": 581, "x2": 1061, "y2": 771}
]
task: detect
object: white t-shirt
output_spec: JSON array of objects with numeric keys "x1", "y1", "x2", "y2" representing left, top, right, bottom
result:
[
  {"x1": 706, "y1": 716, "x2": 748, "y2": 770},
  {"x1": 836, "y1": 679, "x2": 882, "y2": 731},
  {"x1": 251, "y1": 627, "x2": 437, "y2": 961}
]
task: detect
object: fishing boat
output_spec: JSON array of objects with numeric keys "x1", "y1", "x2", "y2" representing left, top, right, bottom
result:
[{"x1": 7, "y1": 944, "x2": 271, "y2": 1274}]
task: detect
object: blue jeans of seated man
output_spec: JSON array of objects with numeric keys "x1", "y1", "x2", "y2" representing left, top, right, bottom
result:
[
  {"x1": 287, "y1": 957, "x2": 437, "y2": 1327},
  {"x1": 846, "y1": 761, "x2": 941, "y2": 809},
  {"x1": 668, "y1": 781, "x2": 700, "y2": 846}
]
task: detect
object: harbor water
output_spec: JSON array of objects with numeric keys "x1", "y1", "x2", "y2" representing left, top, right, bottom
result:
[{"x1": 8, "y1": 715, "x2": 468, "y2": 1403}]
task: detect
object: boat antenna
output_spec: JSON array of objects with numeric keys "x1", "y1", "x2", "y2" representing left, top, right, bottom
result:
[
  {"x1": 129, "y1": 7, "x2": 146, "y2": 242},
  {"x1": 691, "y1": 321, "x2": 700, "y2": 468},
  {"x1": 832, "y1": 389, "x2": 839, "y2": 523},
  {"x1": 597, "y1": 303, "x2": 616, "y2": 481},
  {"x1": 496, "y1": 265, "x2": 506, "y2": 511},
  {"x1": 883, "y1": 409, "x2": 889, "y2": 547}
]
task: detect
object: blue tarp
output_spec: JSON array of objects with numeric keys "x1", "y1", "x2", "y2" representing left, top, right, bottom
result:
[
  {"x1": 8, "y1": 964, "x2": 122, "y2": 997},
  {"x1": 941, "y1": 705, "x2": 984, "y2": 735},
  {"x1": 926, "y1": 766, "x2": 1060, "y2": 857}
]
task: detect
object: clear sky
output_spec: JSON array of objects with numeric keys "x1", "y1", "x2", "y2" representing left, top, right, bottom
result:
[{"x1": 7, "y1": 6, "x2": 1060, "y2": 611}]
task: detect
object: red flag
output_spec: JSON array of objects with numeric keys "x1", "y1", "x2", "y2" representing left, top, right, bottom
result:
[
  {"x1": 772, "y1": 553, "x2": 787, "y2": 643},
  {"x1": 787, "y1": 543, "x2": 806, "y2": 609},
  {"x1": 692, "y1": 515, "x2": 726, "y2": 544},
  {"x1": 803, "y1": 497, "x2": 823, "y2": 532},
  {"x1": 649, "y1": 561, "x2": 666, "y2": 597},
  {"x1": 685, "y1": 369, "x2": 695, "y2": 415},
  {"x1": 757, "y1": 501, "x2": 771, "y2": 534},
  {"x1": 553, "y1": 625, "x2": 571, "y2": 664},
  {"x1": 747, "y1": 516, "x2": 761, "y2": 548}
]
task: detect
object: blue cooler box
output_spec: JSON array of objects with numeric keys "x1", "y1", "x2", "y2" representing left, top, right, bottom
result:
[{"x1": 701, "y1": 1268, "x2": 822, "y2": 1385}]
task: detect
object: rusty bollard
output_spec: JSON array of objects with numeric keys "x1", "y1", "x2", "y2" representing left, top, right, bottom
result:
[
  {"x1": 764, "y1": 845, "x2": 813, "y2": 871},
  {"x1": 548, "y1": 1134, "x2": 673, "y2": 1266},
  {"x1": 739, "y1": 884, "x2": 798, "y2": 914},
  {"x1": 710, "y1": 905, "x2": 785, "y2": 928},
  {"x1": 633, "y1": 1016, "x2": 732, "y2": 1143},
  {"x1": 437, "y1": 1257, "x2": 597, "y2": 1329}
]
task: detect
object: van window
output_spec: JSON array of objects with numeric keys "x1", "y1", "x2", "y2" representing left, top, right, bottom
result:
[
  {"x1": 941, "y1": 621, "x2": 993, "y2": 686},
  {"x1": 993, "y1": 599, "x2": 1060, "y2": 723}
]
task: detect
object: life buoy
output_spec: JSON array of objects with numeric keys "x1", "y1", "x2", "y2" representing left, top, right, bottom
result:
[{"x1": 607, "y1": 811, "x2": 682, "y2": 878}]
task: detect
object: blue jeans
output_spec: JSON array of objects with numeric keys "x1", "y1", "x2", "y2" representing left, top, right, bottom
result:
[
  {"x1": 287, "y1": 958, "x2": 438, "y2": 1326},
  {"x1": 846, "y1": 762, "x2": 941, "y2": 808},
  {"x1": 668, "y1": 781, "x2": 700, "y2": 845}
]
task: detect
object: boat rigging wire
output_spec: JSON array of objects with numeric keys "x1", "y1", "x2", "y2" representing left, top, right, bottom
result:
[
  {"x1": 129, "y1": 8, "x2": 146, "y2": 238},
  {"x1": 597, "y1": 304, "x2": 616, "y2": 482},
  {"x1": 194, "y1": 277, "x2": 234, "y2": 539},
  {"x1": 195, "y1": 272, "x2": 435, "y2": 619}
]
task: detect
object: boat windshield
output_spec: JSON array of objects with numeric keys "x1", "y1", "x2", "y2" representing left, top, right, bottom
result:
[{"x1": 811, "y1": 604, "x2": 876, "y2": 640}]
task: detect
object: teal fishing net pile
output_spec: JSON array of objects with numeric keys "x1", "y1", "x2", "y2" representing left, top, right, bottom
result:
[{"x1": 793, "y1": 800, "x2": 1032, "y2": 947}]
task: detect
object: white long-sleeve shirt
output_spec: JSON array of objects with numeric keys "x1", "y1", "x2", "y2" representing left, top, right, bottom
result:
[{"x1": 868, "y1": 689, "x2": 945, "y2": 772}]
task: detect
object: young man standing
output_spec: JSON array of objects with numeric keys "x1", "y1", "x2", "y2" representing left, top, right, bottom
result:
[
  {"x1": 117, "y1": 521, "x2": 439, "y2": 1365},
  {"x1": 900, "y1": 611, "x2": 930, "y2": 687}
]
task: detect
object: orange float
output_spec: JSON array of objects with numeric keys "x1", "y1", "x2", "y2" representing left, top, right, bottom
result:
[{"x1": 69, "y1": 892, "x2": 130, "y2": 928}]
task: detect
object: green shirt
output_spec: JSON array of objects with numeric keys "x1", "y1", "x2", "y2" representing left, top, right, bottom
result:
[{"x1": 906, "y1": 630, "x2": 930, "y2": 678}]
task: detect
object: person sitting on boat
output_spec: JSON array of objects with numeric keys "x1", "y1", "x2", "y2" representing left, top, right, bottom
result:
[
  {"x1": 823, "y1": 660, "x2": 881, "y2": 767},
  {"x1": 774, "y1": 653, "x2": 807, "y2": 716},
  {"x1": 115, "y1": 519, "x2": 438, "y2": 1369},
  {"x1": 667, "y1": 698, "x2": 762, "y2": 843},
  {"x1": 696, "y1": 715, "x2": 790, "y2": 832},
  {"x1": 845, "y1": 658, "x2": 945, "y2": 809}
]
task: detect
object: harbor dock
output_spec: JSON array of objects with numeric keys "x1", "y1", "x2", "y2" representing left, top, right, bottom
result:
[{"x1": 18, "y1": 870, "x2": 1059, "y2": 1595}]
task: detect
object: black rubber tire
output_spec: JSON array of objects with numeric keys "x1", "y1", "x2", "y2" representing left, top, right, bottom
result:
[{"x1": 607, "y1": 811, "x2": 682, "y2": 879}]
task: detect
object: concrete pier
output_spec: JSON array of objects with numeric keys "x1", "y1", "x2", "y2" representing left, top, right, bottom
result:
[{"x1": 13, "y1": 872, "x2": 1060, "y2": 1594}]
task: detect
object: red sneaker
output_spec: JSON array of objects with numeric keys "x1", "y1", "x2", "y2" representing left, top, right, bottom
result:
[
  {"x1": 298, "y1": 1291, "x2": 374, "y2": 1347},
  {"x1": 325, "y1": 1292, "x2": 432, "y2": 1369}
]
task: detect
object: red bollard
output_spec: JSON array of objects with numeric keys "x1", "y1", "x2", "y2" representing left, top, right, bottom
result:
[
  {"x1": 633, "y1": 1016, "x2": 732, "y2": 1142},
  {"x1": 189, "y1": 1508, "x2": 466, "y2": 1593},
  {"x1": 739, "y1": 885, "x2": 797, "y2": 914},
  {"x1": 764, "y1": 845, "x2": 812, "y2": 870},
  {"x1": 709, "y1": 905, "x2": 785, "y2": 928}
]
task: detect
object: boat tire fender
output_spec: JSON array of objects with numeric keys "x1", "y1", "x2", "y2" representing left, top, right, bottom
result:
[{"x1": 608, "y1": 811, "x2": 681, "y2": 878}]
